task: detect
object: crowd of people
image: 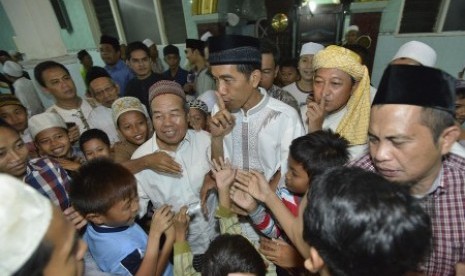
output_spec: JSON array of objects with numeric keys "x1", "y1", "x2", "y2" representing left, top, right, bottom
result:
[{"x1": 1, "y1": 30, "x2": 465, "y2": 276}]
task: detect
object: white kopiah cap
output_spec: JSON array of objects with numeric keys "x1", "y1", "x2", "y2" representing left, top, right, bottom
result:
[
  {"x1": 347, "y1": 25, "x2": 359, "y2": 32},
  {"x1": 200, "y1": 31, "x2": 213, "y2": 42},
  {"x1": 3, "y1": 60, "x2": 23, "y2": 77},
  {"x1": 0, "y1": 173, "x2": 53, "y2": 275},
  {"x1": 392, "y1": 40, "x2": 437, "y2": 67},
  {"x1": 29, "y1": 112, "x2": 67, "y2": 139},
  {"x1": 142, "y1": 38, "x2": 155, "y2": 48},
  {"x1": 300, "y1": 42, "x2": 325, "y2": 56}
]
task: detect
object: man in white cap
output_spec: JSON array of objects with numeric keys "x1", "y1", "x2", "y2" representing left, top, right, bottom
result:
[
  {"x1": 0, "y1": 173, "x2": 87, "y2": 275},
  {"x1": 343, "y1": 25, "x2": 360, "y2": 46},
  {"x1": 283, "y1": 42, "x2": 325, "y2": 107},
  {"x1": 391, "y1": 40, "x2": 437, "y2": 67},
  {"x1": 3, "y1": 60, "x2": 44, "y2": 116},
  {"x1": 142, "y1": 38, "x2": 164, "y2": 74}
]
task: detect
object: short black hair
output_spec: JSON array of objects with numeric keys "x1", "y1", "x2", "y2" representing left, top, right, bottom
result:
[
  {"x1": 290, "y1": 130, "x2": 349, "y2": 179},
  {"x1": 126, "y1": 41, "x2": 150, "y2": 61},
  {"x1": 70, "y1": 158, "x2": 137, "y2": 216},
  {"x1": 236, "y1": 63, "x2": 261, "y2": 79},
  {"x1": 34, "y1": 61, "x2": 70, "y2": 87},
  {"x1": 0, "y1": 118, "x2": 19, "y2": 134},
  {"x1": 342, "y1": 44, "x2": 370, "y2": 66},
  {"x1": 202, "y1": 234, "x2": 266, "y2": 276},
  {"x1": 77, "y1": 50, "x2": 90, "y2": 61},
  {"x1": 79, "y1": 128, "x2": 110, "y2": 152},
  {"x1": 280, "y1": 58, "x2": 298, "y2": 69},
  {"x1": 259, "y1": 38, "x2": 280, "y2": 66},
  {"x1": 419, "y1": 107, "x2": 455, "y2": 143},
  {"x1": 303, "y1": 167, "x2": 431, "y2": 276}
]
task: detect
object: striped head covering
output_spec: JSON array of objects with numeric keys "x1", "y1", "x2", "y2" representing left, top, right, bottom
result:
[{"x1": 312, "y1": 45, "x2": 371, "y2": 145}]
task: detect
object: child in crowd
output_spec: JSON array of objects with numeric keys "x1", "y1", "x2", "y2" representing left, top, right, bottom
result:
[
  {"x1": 302, "y1": 167, "x2": 431, "y2": 275},
  {"x1": 79, "y1": 128, "x2": 112, "y2": 161},
  {"x1": 278, "y1": 59, "x2": 299, "y2": 87},
  {"x1": 187, "y1": 99, "x2": 210, "y2": 132},
  {"x1": 111, "y1": 97, "x2": 151, "y2": 163},
  {"x1": 233, "y1": 130, "x2": 349, "y2": 260},
  {"x1": 70, "y1": 158, "x2": 175, "y2": 276},
  {"x1": 173, "y1": 158, "x2": 269, "y2": 275},
  {"x1": 0, "y1": 94, "x2": 38, "y2": 157},
  {"x1": 29, "y1": 112, "x2": 85, "y2": 173}
]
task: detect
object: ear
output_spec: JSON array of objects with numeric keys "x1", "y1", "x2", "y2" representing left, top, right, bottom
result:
[
  {"x1": 249, "y1": 69, "x2": 262, "y2": 89},
  {"x1": 85, "y1": 213, "x2": 105, "y2": 225},
  {"x1": 439, "y1": 124, "x2": 460, "y2": 155},
  {"x1": 273, "y1": 65, "x2": 280, "y2": 79},
  {"x1": 304, "y1": 247, "x2": 325, "y2": 273}
]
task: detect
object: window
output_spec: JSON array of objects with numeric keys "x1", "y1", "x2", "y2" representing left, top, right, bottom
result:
[{"x1": 399, "y1": 0, "x2": 465, "y2": 34}]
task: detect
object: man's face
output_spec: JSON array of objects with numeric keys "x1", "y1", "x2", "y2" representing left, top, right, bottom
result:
[
  {"x1": 164, "y1": 54, "x2": 180, "y2": 69},
  {"x1": 42, "y1": 67, "x2": 77, "y2": 102},
  {"x1": 35, "y1": 127, "x2": 72, "y2": 159},
  {"x1": 298, "y1": 54, "x2": 315, "y2": 81},
  {"x1": 81, "y1": 55, "x2": 93, "y2": 68},
  {"x1": 0, "y1": 126, "x2": 28, "y2": 177},
  {"x1": 456, "y1": 97, "x2": 465, "y2": 124},
  {"x1": 368, "y1": 105, "x2": 449, "y2": 191},
  {"x1": 149, "y1": 45, "x2": 159, "y2": 60},
  {"x1": 313, "y1": 68, "x2": 355, "y2": 114},
  {"x1": 346, "y1": 30, "x2": 359, "y2": 45},
  {"x1": 99, "y1": 43, "x2": 120, "y2": 66},
  {"x1": 185, "y1": 48, "x2": 195, "y2": 64},
  {"x1": 43, "y1": 207, "x2": 87, "y2": 276},
  {"x1": 211, "y1": 64, "x2": 260, "y2": 111},
  {"x1": 151, "y1": 94, "x2": 188, "y2": 151},
  {"x1": 0, "y1": 104, "x2": 28, "y2": 132},
  {"x1": 259, "y1": 53, "x2": 277, "y2": 90},
  {"x1": 89, "y1": 77, "x2": 119, "y2": 108},
  {"x1": 128, "y1": 49, "x2": 152, "y2": 78}
]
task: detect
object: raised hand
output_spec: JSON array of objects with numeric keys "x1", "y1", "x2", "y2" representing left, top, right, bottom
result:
[
  {"x1": 209, "y1": 91, "x2": 235, "y2": 138},
  {"x1": 234, "y1": 170, "x2": 272, "y2": 203},
  {"x1": 230, "y1": 183, "x2": 258, "y2": 213},
  {"x1": 173, "y1": 206, "x2": 190, "y2": 242},
  {"x1": 211, "y1": 157, "x2": 236, "y2": 191},
  {"x1": 259, "y1": 237, "x2": 304, "y2": 268},
  {"x1": 306, "y1": 96, "x2": 326, "y2": 132},
  {"x1": 67, "y1": 124, "x2": 80, "y2": 143},
  {"x1": 150, "y1": 205, "x2": 174, "y2": 237},
  {"x1": 63, "y1": 206, "x2": 87, "y2": 230}
]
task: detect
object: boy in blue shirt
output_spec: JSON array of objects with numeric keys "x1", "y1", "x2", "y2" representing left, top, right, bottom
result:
[{"x1": 70, "y1": 158, "x2": 174, "y2": 275}]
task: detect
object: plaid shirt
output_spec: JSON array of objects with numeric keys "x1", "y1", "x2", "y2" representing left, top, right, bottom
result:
[
  {"x1": 351, "y1": 153, "x2": 465, "y2": 276},
  {"x1": 24, "y1": 157, "x2": 71, "y2": 211}
]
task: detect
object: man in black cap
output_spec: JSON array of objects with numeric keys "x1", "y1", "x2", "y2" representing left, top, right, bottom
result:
[
  {"x1": 162, "y1": 44, "x2": 188, "y2": 88},
  {"x1": 352, "y1": 64, "x2": 465, "y2": 275},
  {"x1": 206, "y1": 34, "x2": 305, "y2": 272},
  {"x1": 184, "y1": 38, "x2": 215, "y2": 98},
  {"x1": 99, "y1": 34, "x2": 134, "y2": 94},
  {"x1": 85, "y1": 66, "x2": 120, "y2": 144}
]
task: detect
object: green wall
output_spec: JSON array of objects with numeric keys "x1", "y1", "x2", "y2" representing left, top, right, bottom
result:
[
  {"x1": 0, "y1": 2, "x2": 17, "y2": 51},
  {"x1": 60, "y1": 0, "x2": 96, "y2": 51}
]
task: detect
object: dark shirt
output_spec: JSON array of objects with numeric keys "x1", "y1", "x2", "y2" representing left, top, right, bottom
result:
[
  {"x1": 125, "y1": 72, "x2": 165, "y2": 113},
  {"x1": 163, "y1": 67, "x2": 188, "y2": 87}
]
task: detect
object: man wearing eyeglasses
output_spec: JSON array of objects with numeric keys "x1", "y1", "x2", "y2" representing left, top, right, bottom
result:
[{"x1": 86, "y1": 66, "x2": 121, "y2": 144}]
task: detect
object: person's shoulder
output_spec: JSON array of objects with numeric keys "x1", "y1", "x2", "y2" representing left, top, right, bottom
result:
[
  {"x1": 187, "y1": 129, "x2": 211, "y2": 143},
  {"x1": 444, "y1": 153, "x2": 465, "y2": 172},
  {"x1": 266, "y1": 96, "x2": 299, "y2": 116},
  {"x1": 283, "y1": 82, "x2": 297, "y2": 91}
]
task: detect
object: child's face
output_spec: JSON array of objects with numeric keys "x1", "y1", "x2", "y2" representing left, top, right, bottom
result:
[
  {"x1": 117, "y1": 111, "x2": 149, "y2": 146},
  {"x1": 188, "y1": 108, "x2": 208, "y2": 131},
  {"x1": 285, "y1": 156, "x2": 309, "y2": 194},
  {"x1": 100, "y1": 195, "x2": 139, "y2": 227},
  {"x1": 0, "y1": 126, "x2": 29, "y2": 177},
  {"x1": 456, "y1": 97, "x2": 465, "y2": 124},
  {"x1": 35, "y1": 127, "x2": 72, "y2": 159},
  {"x1": 0, "y1": 104, "x2": 28, "y2": 133},
  {"x1": 82, "y1": 138, "x2": 111, "y2": 161},
  {"x1": 279, "y1": 66, "x2": 299, "y2": 86}
]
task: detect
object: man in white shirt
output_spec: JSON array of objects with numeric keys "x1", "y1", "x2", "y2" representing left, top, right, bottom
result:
[
  {"x1": 132, "y1": 80, "x2": 218, "y2": 270},
  {"x1": 34, "y1": 61, "x2": 95, "y2": 142}
]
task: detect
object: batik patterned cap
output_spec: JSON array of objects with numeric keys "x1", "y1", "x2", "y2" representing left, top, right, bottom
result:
[
  {"x1": 188, "y1": 99, "x2": 209, "y2": 114},
  {"x1": 0, "y1": 174, "x2": 52, "y2": 275},
  {"x1": 112, "y1": 96, "x2": 149, "y2": 125}
]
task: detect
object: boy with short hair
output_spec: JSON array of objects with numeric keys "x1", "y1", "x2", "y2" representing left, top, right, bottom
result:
[
  {"x1": 70, "y1": 159, "x2": 175, "y2": 276},
  {"x1": 303, "y1": 167, "x2": 432, "y2": 276},
  {"x1": 29, "y1": 112, "x2": 85, "y2": 173},
  {"x1": 79, "y1": 128, "x2": 112, "y2": 161}
]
